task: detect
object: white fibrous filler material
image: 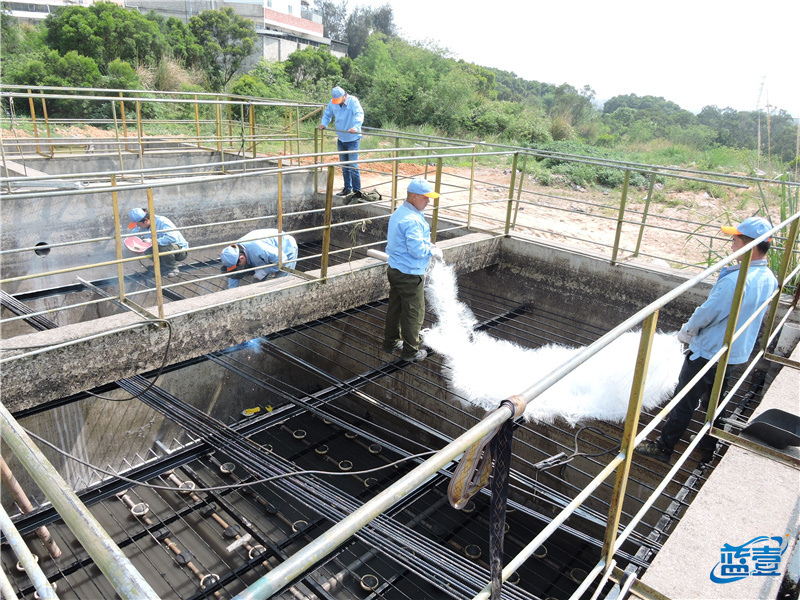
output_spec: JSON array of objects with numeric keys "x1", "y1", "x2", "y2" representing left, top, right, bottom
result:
[{"x1": 421, "y1": 262, "x2": 684, "y2": 425}]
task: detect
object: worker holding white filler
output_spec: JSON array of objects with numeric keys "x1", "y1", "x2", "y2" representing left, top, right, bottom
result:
[{"x1": 381, "y1": 178, "x2": 444, "y2": 362}]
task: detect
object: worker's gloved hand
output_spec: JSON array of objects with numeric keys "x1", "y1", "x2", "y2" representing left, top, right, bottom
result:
[
  {"x1": 677, "y1": 324, "x2": 693, "y2": 345},
  {"x1": 430, "y1": 246, "x2": 444, "y2": 262}
]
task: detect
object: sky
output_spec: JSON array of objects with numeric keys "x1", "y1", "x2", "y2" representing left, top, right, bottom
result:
[{"x1": 352, "y1": 0, "x2": 799, "y2": 118}]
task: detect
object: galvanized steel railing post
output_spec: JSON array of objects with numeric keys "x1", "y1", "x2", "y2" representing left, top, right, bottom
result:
[
  {"x1": 194, "y1": 95, "x2": 201, "y2": 149},
  {"x1": 146, "y1": 188, "x2": 165, "y2": 319},
  {"x1": 392, "y1": 136, "x2": 400, "y2": 202},
  {"x1": 633, "y1": 174, "x2": 657, "y2": 257},
  {"x1": 277, "y1": 158, "x2": 284, "y2": 233},
  {"x1": 313, "y1": 127, "x2": 319, "y2": 194},
  {"x1": 467, "y1": 146, "x2": 476, "y2": 229},
  {"x1": 0, "y1": 404, "x2": 160, "y2": 600},
  {"x1": 504, "y1": 152, "x2": 519, "y2": 236},
  {"x1": 111, "y1": 175, "x2": 126, "y2": 302},
  {"x1": 431, "y1": 158, "x2": 443, "y2": 243},
  {"x1": 26, "y1": 89, "x2": 41, "y2": 155},
  {"x1": 136, "y1": 98, "x2": 144, "y2": 182},
  {"x1": 704, "y1": 249, "x2": 752, "y2": 426},
  {"x1": 761, "y1": 218, "x2": 799, "y2": 352},
  {"x1": 610, "y1": 170, "x2": 631, "y2": 265},
  {"x1": 511, "y1": 152, "x2": 528, "y2": 228},
  {"x1": 249, "y1": 102, "x2": 256, "y2": 158},
  {"x1": 111, "y1": 100, "x2": 125, "y2": 172},
  {"x1": 40, "y1": 91, "x2": 53, "y2": 158},
  {"x1": 601, "y1": 311, "x2": 658, "y2": 566},
  {"x1": 321, "y1": 166, "x2": 334, "y2": 280},
  {"x1": 119, "y1": 92, "x2": 129, "y2": 152}
]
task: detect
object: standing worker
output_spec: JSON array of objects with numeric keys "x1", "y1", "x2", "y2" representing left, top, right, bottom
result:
[
  {"x1": 128, "y1": 208, "x2": 189, "y2": 277},
  {"x1": 220, "y1": 229, "x2": 298, "y2": 289},
  {"x1": 637, "y1": 216, "x2": 778, "y2": 464},
  {"x1": 382, "y1": 178, "x2": 443, "y2": 362},
  {"x1": 317, "y1": 86, "x2": 364, "y2": 198}
]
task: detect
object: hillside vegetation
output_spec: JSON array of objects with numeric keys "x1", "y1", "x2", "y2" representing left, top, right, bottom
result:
[{"x1": 1, "y1": 1, "x2": 798, "y2": 188}]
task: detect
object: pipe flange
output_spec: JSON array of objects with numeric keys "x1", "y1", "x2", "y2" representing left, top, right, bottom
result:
[
  {"x1": 33, "y1": 582, "x2": 56, "y2": 599},
  {"x1": 322, "y1": 418, "x2": 332, "y2": 425},
  {"x1": 200, "y1": 574, "x2": 219, "y2": 590},
  {"x1": 220, "y1": 462, "x2": 236, "y2": 474},
  {"x1": 508, "y1": 571, "x2": 521, "y2": 585},
  {"x1": 248, "y1": 545, "x2": 266, "y2": 559},
  {"x1": 569, "y1": 568, "x2": 588, "y2": 583},
  {"x1": 464, "y1": 544, "x2": 481, "y2": 560},
  {"x1": 315, "y1": 445, "x2": 329, "y2": 455},
  {"x1": 292, "y1": 430, "x2": 307, "y2": 440},
  {"x1": 430, "y1": 523, "x2": 447, "y2": 537},
  {"x1": 223, "y1": 525, "x2": 240, "y2": 539},
  {"x1": 360, "y1": 573, "x2": 380, "y2": 591},
  {"x1": 175, "y1": 551, "x2": 194, "y2": 565},
  {"x1": 368, "y1": 443, "x2": 382, "y2": 454},
  {"x1": 292, "y1": 520, "x2": 308, "y2": 533},
  {"x1": 338, "y1": 460, "x2": 353, "y2": 471},
  {"x1": 533, "y1": 545, "x2": 547, "y2": 559},
  {"x1": 345, "y1": 431, "x2": 358, "y2": 440},
  {"x1": 178, "y1": 481, "x2": 196, "y2": 494},
  {"x1": 130, "y1": 502, "x2": 149, "y2": 518},
  {"x1": 16, "y1": 554, "x2": 38, "y2": 571},
  {"x1": 364, "y1": 477, "x2": 378, "y2": 488},
  {"x1": 461, "y1": 500, "x2": 476, "y2": 515}
]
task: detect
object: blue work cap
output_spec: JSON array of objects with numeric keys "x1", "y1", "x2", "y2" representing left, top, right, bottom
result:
[
  {"x1": 220, "y1": 245, "x2": 241, "y2": 270},
  {"x1": 128, "y1": 208, "x2": 147, "y2": 229},
  {"x1": 721, "y1": 216, "x2": 773, "y2": 241},
  {"x1": 331, "y1": 87, "x2": 346, "y2": 104},
  {"x1": 407, "y1": 178, "x2": 440, "y2": 199}
]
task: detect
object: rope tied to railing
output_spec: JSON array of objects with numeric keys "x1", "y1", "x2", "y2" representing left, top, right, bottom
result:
[{"x1": 447, "y1": 394, "x2": 525, "y2": 599}]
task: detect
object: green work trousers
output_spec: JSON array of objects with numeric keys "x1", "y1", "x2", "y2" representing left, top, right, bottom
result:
[
  {"x1": 383, "y1": 266, "x2": 426, "y2": 359},
  {"x1": 157, "y1": 243, "x2": 188, "y2": 269}
]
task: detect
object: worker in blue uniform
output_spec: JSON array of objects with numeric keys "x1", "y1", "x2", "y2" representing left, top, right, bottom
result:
[
  {"x1": 382, "y1": 178, "x2": 443, "y2": 362},
  {"x1": 638, "y1": 216, "x2": 778, "y2": 464},
  {"x1": 220, "y1": 229, "x2": 298, "y2": 289},
  {"x1": 318, "y1": 86, "x2": 364, "y2": 198},
  {"x1": 127, "y1": 207, "x2": 189, "y2": 277}
]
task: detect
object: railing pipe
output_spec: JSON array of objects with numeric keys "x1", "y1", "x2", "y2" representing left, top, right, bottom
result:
[
  {"x1": 0, "y1": 561, "x2": 17, "y2": 600},
  {"x1": 26, "y1": 89, "x2": 41, "y2": 155},
  {"x1": 40, "y1": 92, "x2": 52, "y2": 157},
  {"x1": 118, "y1": 92, "x2": 129, "y2": 153},
  {"x1": 467, "y1": 146, "x2": 476, "y2": 229},
  {"x1": 761, "y1": 217, "x2": 800, "y2": 352},
  {"x1": 320, "y1": 166, "x2": 334, "y2": 280},
  {"x1": 601, "y1": 311, "x2": 658, "y2": 565},
  {"x1": 511, "y1": 152, "x2": 527, "y2": 228},
  {"x1": 504, "y1": 152, "x2": 519, "y2": 236},
  {"x1": 0, "y1": 503, "x2": 57, "y2": 600},
  {"x1": 431, "y1": 158, "x2": 443, "y2": 242},
  {"x1": 633, "y1": 174, "x2": 657, "y2": 257},
  {"x1": 610, "y1": 170, "x2": 631, "y2": 265},
  {"x1": 145, "y1": 188, "x2": 165, "y2": 319},
  {"x1": 0, "y1": 403, "x2": 160, "y2": 600},
  {"x1": 110, "y1": 175, "x2": 126, "y2": 302}
]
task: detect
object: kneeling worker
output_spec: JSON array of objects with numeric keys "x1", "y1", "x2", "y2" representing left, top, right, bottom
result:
[
  {"x1": 220, "y1": 229, "x2": 298, "y2": 289},
  {"x1": 128, "y1": 208, "x2": 189, "y2": 277}
]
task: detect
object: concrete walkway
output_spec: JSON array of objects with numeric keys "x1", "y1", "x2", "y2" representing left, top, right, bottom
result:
[{"x1": 641, "y1": 344, "x2": 800, "y2": 599}]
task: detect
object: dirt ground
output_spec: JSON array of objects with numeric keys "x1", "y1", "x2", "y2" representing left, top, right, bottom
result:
[{"x1": 353, "y1": 163, "x2": 747, "y2": 271}]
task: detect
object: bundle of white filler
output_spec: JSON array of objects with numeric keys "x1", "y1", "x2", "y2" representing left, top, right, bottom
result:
[{"x1": 421, "y1": 262, "x2": 684, "y2": 425}]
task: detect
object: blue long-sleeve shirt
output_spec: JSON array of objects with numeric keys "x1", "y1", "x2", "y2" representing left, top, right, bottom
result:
[
  {"x1": 684, "y1": 259, "x2": 777, "y2": 364},
  {"x1": 386, "y1": 202, "x2": 433, "y2": 275},
  {"x1": 228, "y1": 229, "x2": 298, "y2": 289},
  {"x1": 130, "y1": 215, "x2": 188, "y2": 249},
  {"x1": 320, "y1": 95, "x2": 364, "y2": 143}
]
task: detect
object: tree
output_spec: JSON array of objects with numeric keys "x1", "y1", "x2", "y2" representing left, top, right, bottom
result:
[
  {"x1": 314, "y1": 0, "x2": 348, "y2": 40},
  {"x1": 44, "y1": 2, "x2": 166, "y2": 68},
  {"x1": 189, "y1": 8, "x2": 255, "y2": 90},
  {"x1": 344, "y1": 4, "x2": 397, "y2": 59},
  {"x1": 284, "y1": 46, "x2": 342, "y2": 85}
]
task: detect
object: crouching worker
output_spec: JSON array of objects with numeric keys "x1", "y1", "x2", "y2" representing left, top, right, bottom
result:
[
  {"x1": 128, "y1": 208, "x2": 189, "y2": 277},
  {"x1": 220, "y1": 229, "x2": 298, "y2": 289}
]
